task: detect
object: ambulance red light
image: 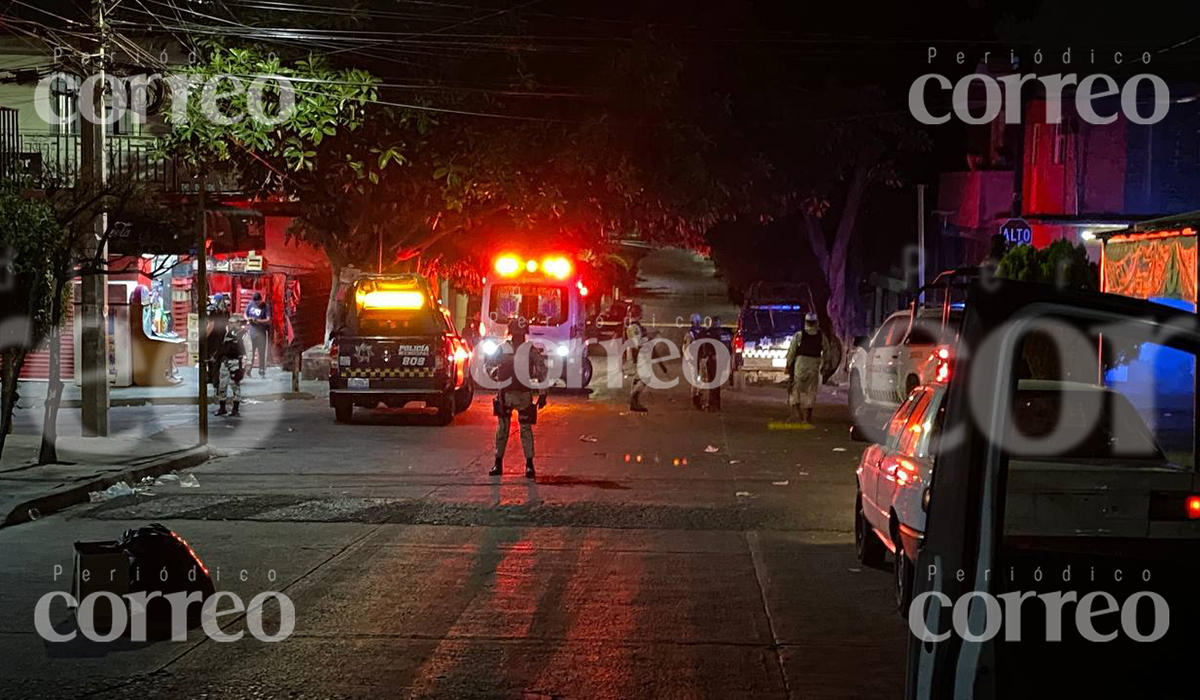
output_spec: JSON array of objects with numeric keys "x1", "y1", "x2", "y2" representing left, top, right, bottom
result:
[
  {"x1": 495, "y1": 256, "x2": 521, "y2": 277},
  {"x1": 525, "y1": 259, "x2": 539, "y2": 273}
]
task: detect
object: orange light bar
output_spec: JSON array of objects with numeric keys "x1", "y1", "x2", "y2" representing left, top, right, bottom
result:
[
  {"x1": 542, "y1": 256, "x2": 572, "y2": 279},
  {"x1": 359, "y1": 290, "x2": 425, "y2": 310},
  {"x1": 495, "y1": 255, "x2": 521, "y2": 277}
]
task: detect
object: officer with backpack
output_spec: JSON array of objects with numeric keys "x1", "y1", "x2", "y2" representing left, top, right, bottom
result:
[{"x1": 488, "y1": 317, "x2": 548, "y2": 478}]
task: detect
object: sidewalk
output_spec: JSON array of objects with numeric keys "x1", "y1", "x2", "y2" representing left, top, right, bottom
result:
[
  {"x1": 0, "y1": 434, "x2": 211, "y2": 527},
  {"x1": 17, "y1": 365, "x2": 327, "y2": 408}
]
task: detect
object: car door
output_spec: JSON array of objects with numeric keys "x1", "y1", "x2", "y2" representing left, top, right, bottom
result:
[
  {"x1": 876, "y1": 387, "x2": 934, "y2": 535},
  {"x1": 907, "y1": 278, "x2": 1200, "y2": 700},
  {"x1": 867, "y1": 314, "x2": 909, "y2": 403},
  {"x1": 863, "y1": 389, "x2": 924, "y2": 533}
]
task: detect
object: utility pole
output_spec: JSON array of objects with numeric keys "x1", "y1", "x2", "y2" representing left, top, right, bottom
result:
[
  {"x1": 916, "y1": 183, "x2": 927, "y2": 304},
  {"x1": 80, "y1": 0, "x2": 109, "y2": 437},
  {"x1": 197, "y1": 175, "x2": 208, "y2": 444}
]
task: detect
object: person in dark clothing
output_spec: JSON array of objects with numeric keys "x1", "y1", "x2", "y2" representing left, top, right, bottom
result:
[
  {"x1": 698, "y1": 316, "x2": 729, "y2": 411},
  {"x1": 205, "y1": 295, "x2": 230, "y2": 390},
  {"x1": 246, "y1": 292, "x2": 270, "y2": 378},
  {"x1": 487, "y1": 318, "x2": 548, "y2": 478}
]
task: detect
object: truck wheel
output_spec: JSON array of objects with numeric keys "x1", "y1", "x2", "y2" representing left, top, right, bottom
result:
[
  {"x1": 454, "y1": 380, "x2": 474, "y2": 414},
  {"x1": 334, "y1": 400, "x2": 353, "y2": 424},
  {"x1": 433, "y1": 393, "x2": 455, "y2": 426},
  {"x1": 849, "y1": 371, "x2": 863, "y2": 416},
  {"x1": 580, "y1": 357, "x2": 594, "y2": 388}
]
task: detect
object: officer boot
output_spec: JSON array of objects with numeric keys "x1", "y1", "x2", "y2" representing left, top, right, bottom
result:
[
  {"x1": 215, "y1": 401, "x2": 227, "y2": 416},
  {"x1": 630, "y1": 397, "x2": 648, "y2": 413},
  {"x1": 488, "y1": 458, "x2": 503, "y2": 476},
  {"x1": 525, "y1": 458, "x2": 536, "y2": 479},
  {"x1": 230, "y1": 401, "x2": 240, "y2": 417}
]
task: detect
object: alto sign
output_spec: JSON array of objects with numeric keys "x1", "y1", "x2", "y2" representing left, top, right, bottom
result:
[{"x1": 1001, "y1": 218, "x2": 1033, "y2": 246}]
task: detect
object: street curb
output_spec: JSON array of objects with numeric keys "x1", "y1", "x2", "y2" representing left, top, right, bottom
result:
[
  {"x1": 57, "y1": 392, "x2": 318, "y2": 408},
  {"x1": 1, "y1": 444, "x2": 213, "y2": 528}
]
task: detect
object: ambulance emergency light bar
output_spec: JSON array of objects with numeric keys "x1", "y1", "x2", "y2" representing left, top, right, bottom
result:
[{"x1": 494, "y1": 254, "x2": 573, "y2": 280}]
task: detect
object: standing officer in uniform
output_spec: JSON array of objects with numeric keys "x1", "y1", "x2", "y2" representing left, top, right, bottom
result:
[
  {"x1": 215, "y1": 317, "x2": 246, "y2": 417},
  {"x1": 683, "y1": 313, "x2": 706, "y2": 409},
  {"x1": 489, "y1": 318, "x2": 548, "y2": 478},
  {"x1": 698, "y1": 316, "x2": 730, "y2": 411},
  {"x1": 785, "y1": 312, "x2": 829, "y2": 424},
  {"x1": 625, "y1": 304, "x2": 650, "y2": 412}
]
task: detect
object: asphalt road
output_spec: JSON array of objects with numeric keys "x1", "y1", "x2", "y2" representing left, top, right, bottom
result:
[{"x1": 0, "y1": 250, "x2": 908, "y2": 699}]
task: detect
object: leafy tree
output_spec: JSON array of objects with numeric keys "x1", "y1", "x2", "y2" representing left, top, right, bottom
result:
[
  {"x1": 0, "y1": 189, "x2": 61, "y2": 462},
  {"x1": 157, "y1": 44, "x2": 400, "y2": 341},
  {"x1": 997, "y1": 239, "x2": 1098, "y2": 290}
]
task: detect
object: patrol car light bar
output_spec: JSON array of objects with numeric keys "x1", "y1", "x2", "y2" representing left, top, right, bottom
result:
[{"x1": 358, "y1": 290, "x2": 425, "y2": 310}]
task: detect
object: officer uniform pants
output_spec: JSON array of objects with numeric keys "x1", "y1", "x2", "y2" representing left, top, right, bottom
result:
[
  {"x1": 495, "y1": 390, "x2": 536, "y2": 460},
  {"x1": 217, "y1": 359, "x2": 243, "y2": 402}
]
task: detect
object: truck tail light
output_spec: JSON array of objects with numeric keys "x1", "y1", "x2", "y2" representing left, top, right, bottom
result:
[
  {"x1": 733, "y1": 331, "x2": 744, "y2": 356},
  {"x1": 1188, "y1": 496, "x2": 1200, "y2": 519}
]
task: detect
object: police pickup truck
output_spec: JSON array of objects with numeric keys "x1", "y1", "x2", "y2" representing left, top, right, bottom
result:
[{"x1": 328, "y1": 274, "x2": 473, "y2": 425}]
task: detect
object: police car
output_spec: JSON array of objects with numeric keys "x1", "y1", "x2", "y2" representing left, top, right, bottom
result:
[{"x1": 328, "y1": 275, "x2": 473, "y2": 424}]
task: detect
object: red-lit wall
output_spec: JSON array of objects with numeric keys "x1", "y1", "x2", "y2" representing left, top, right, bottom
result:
[{"x1": 1022, "y1": 100, "x2": 1129, "y2": 247}]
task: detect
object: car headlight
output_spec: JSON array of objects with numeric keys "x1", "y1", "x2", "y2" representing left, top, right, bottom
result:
[
  {"x1": 480, "y1": 339, "x2": 499, "y2": 356},
  {"x1": 555, "y1": 345, "x2": 570, "y2": 358}
]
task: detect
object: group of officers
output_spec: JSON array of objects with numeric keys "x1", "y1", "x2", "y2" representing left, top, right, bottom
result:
[{"x1": 486, "y1": 305, "x2": 831, "y2": 476}]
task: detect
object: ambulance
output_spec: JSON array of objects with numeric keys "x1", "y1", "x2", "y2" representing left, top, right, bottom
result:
[{"x1": 476, "y1": 254, "x2": 594, "y2": 388}]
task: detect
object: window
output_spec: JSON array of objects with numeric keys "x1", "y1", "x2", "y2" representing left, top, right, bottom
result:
[
  {"x1": 1051, "y1": 120, "x2": 1072, "y2": 165},
  {"x1": 873, "y1": 315, "x2": 908, "y2": 348},
  {"x1": 885, "y1": 388, "x2": 924, "y2": 450},
  {"x1": 897, "y1": 389, "x2": 934, "y2": 457},
  {"x1": 489, "y1": 285, "x2": 568, "y2": 327}
]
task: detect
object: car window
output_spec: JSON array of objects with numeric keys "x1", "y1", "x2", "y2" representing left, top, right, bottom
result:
[
  {"x1": 885, "y1": 388, "x2": 924, "y2": 450},
  {"x1": 897, "y1": 388, "x2": 934, "y2": 456},
  {"x1": 873, "y1": 316, "x2": 907, "y2": 348}
]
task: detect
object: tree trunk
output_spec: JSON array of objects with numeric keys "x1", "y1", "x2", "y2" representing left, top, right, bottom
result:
[
  {"x1": 0, "y1": 351, "x2": 27, "y2": 462},
  {"x1": 824, "y1": 165, "x2": 870, "y2": 382},
  {"x1": 324, "y1": 259, "x2": 344, "y2": 348},
  {"x1": 37, "y1": 288, "x2": 66, "y2": 465}
]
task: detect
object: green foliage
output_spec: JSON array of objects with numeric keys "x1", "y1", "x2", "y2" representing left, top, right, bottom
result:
[
  {"x1": 0, "y1": 188, "x2": 64, "y2": 353},
  {"x1": 997, "y1": 239, "x2": 1098, "y2": 290},
  {"x1": 159, "y1": 45, "x2": 382, "y2": 175}
]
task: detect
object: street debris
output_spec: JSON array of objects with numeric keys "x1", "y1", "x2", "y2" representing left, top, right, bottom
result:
[
  {"x1": 832, "y1": 447, "x2": 847, "y2": 452},
  {"x1": 26, "y1": 507, "x2": 40, "y2": 521},
  {"x1": 797, "y1": 471, "x2": 810, "y2": 477},
  {"x1": 704, "y1": 445, "x2": 720, "y2": 453},
  {"x1": 772, "y1": 480, "x2": 789, "y2": 486},
  {"x1": 179, "y1": 474, "x2": 201, "y2": 488},
  {"x1": 729, "y1": 459, "x2": 741, "y2": 465},
  {"x1": 89, "y1": 481, "x2": 135, "y2": 502},
  {"x1": 735, "y1": 491, "x2": 752, "y2": 497},
  {"x1": 154, "y1": 474, "x2": 181, "y2": 486},
  {"x1": 578, "y1": 434, "x2": 599, "y2": 443}
]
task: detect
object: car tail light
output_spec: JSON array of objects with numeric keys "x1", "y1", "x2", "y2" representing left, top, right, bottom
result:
[
  {"x1": 479, "y1": 320, "x2": 487, "y2": 337},
  {"x1": 733, "y1": 331, "x2": 744, "y2": 355},
  {"x1": 1149, "y1": 493, "x2": 1200, "y2": 520}
]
